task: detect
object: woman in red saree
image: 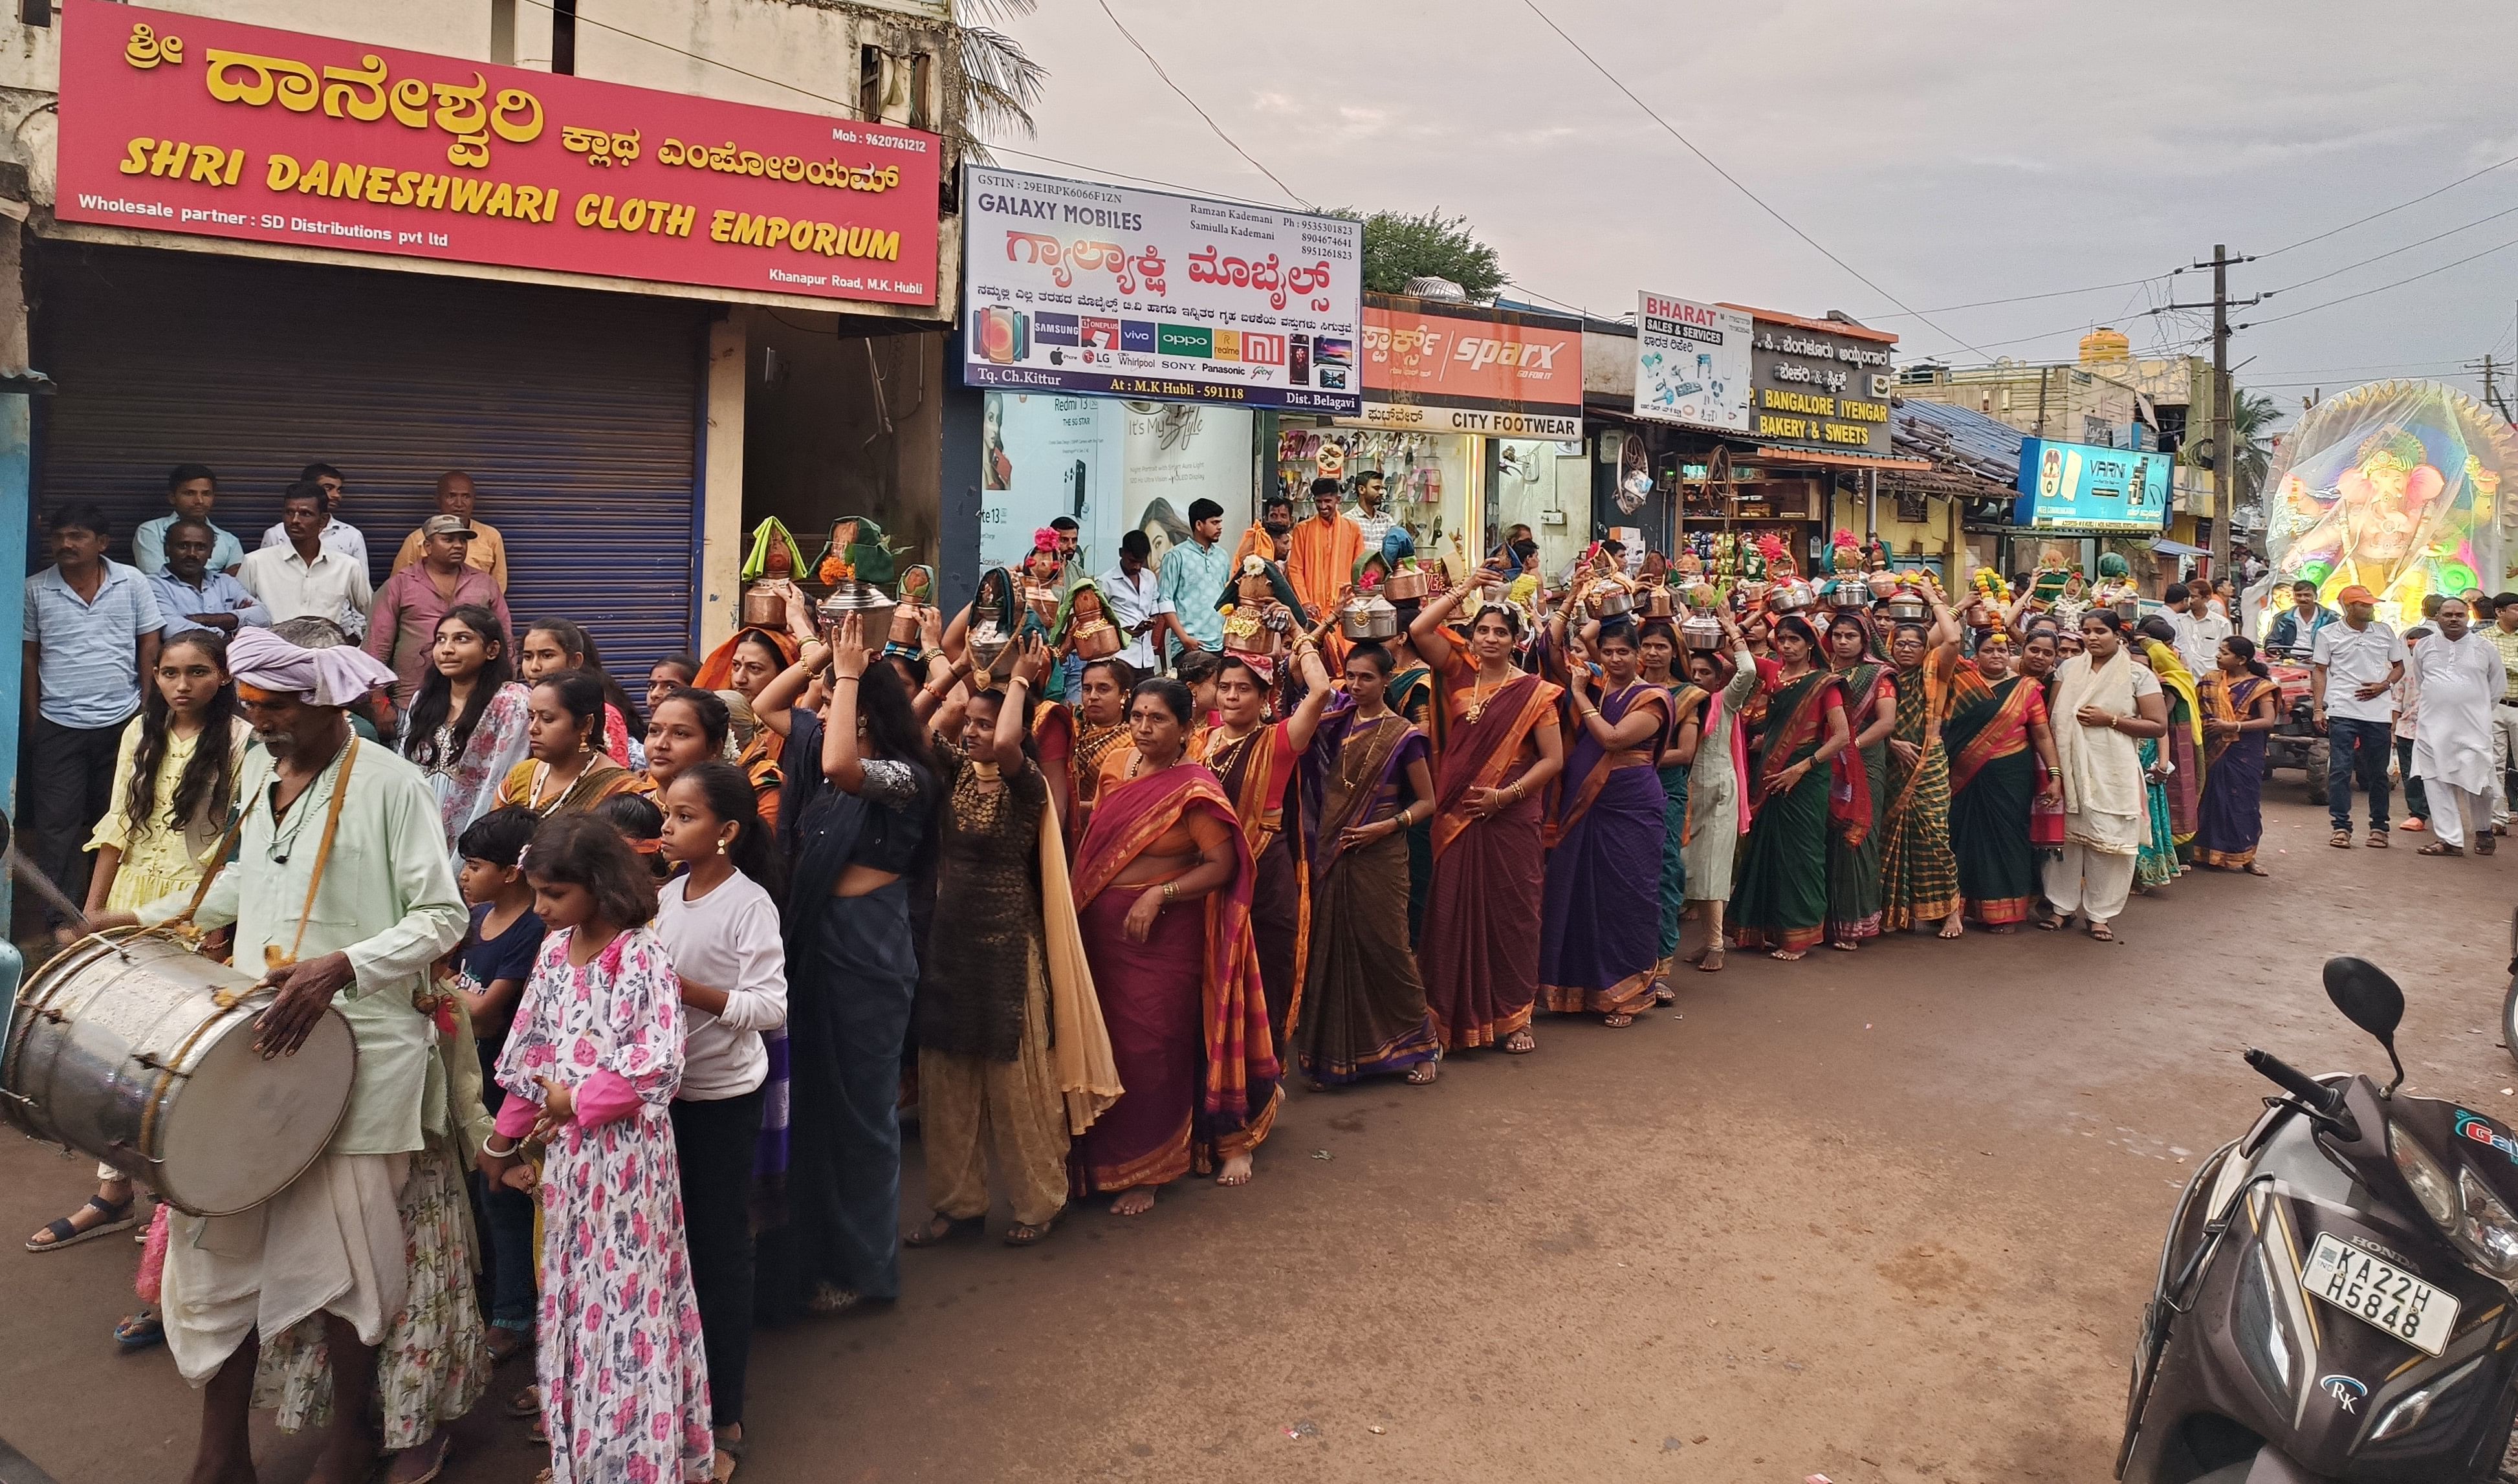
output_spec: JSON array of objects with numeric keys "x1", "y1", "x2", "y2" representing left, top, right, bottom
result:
[
  {"x1": 1192, "y1": 646, "x2": 1335, "y2": 1050},
  {"x1": 1073, "y1": 677, "x2": 1281, "y2": 1216},
  {"x1": 1405, "y1": 573, "x2": 1566, "y2": 1055}
]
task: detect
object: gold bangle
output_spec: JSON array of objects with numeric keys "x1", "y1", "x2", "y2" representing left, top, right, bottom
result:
[{"x1": 1161, "y1": 880, "x2": 1177, "y2": 905}]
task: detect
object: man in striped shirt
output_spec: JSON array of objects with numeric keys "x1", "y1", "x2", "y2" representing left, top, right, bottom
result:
[{"x1": 21, "y1": 501, "x2": 163, "y2": 932}]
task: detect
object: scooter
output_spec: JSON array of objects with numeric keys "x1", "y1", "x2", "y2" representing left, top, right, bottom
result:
[{"x1": 2120, "y1": 957, "x2": 2518, "y2": 1483}]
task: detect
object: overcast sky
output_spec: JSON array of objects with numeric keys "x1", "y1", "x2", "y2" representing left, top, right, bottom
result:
[{"x1": 992, "y1": 0, "x2": 2518, "y2": 422}]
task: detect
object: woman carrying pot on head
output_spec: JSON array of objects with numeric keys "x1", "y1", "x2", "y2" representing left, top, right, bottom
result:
[
  {"x1": 1943, "y1": 627, "x2": 2063, "y2": 932},
  {"x1": 1406, "y1": 566, "x2": 1566, "y2": 1054},
  {"x1": 1728, "y1": 615, "x2": 1853, "y2": 961},
  {"x1": 1675, "y1": 609, "x2": 1758, "y2": 973},
  {"x1": 1820, "y1": 607, "x2": 1895, "y2": 950},
  {"x1": 1877, "y1": 576, "x2": 1970, "y2": 939}
]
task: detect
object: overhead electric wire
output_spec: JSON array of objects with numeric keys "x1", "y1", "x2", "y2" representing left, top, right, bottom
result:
[
  {"x1": 1092, "y1": 0, "x2": 1310, "y2": 208},
  {"x1": 2242, "y1": 232, "x2": 2518, "y2": 329},
  {"x1": 1864, "y1": 274, "x2": 2176, "y2": 322},
  {"x1": 1515, "y1": 0, "x2": 1993, "y2": 362},
  {"x1": 2256, "y1": 149, "x2": 2518, "y2": 261},
  {"x1": 2258, "y1": 200, "x2": 2518, "y2": 299}
]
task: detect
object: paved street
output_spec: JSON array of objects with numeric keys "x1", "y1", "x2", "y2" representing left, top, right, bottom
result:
[{"x1": 5, "y1": 793, "x2": 2509, "y2": 1484}]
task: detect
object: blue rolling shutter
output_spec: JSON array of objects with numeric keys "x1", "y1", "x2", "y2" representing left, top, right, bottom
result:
[{"x1": 32, "y1": 243, "x2": 705, "y2": 684}]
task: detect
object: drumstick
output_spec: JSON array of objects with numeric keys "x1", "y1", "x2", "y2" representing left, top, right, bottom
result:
[{"x1": 6, "y1": 846, "x2": 93, "y2": 935}]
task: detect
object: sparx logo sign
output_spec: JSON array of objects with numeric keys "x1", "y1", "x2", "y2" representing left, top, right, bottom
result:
[{"x1": 1454, "y1": 336, "x2": 1560, "y2": 372}]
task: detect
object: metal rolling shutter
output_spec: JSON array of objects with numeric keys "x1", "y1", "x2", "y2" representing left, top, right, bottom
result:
[{"x1": 33, "y1": 243, "x2": 705, "y2": 682}]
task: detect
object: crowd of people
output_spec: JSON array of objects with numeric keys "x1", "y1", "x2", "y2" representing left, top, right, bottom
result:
[{"x1": 13, "y1": 471, "x2": 2516, "y2": 1484}]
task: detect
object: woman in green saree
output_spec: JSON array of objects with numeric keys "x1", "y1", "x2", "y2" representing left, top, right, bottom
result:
[
  {"x1": 1729, "y1": 615, "x2": 1852, "y2": 961},
  {"x1": 1822, "y1": 611, "x2": 1894, "y2": 950},
  {"x1": 1878, "y1": 580, "x2": 1969, "y2": 938},
  {"x1": 1943, "y1": 630, "x2": 2063, "y2": 931}
]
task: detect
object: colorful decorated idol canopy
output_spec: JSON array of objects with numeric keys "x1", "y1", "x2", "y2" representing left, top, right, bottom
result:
[{"x1": 2261, "y1": 380, "x2": 2518, "y2": 627}]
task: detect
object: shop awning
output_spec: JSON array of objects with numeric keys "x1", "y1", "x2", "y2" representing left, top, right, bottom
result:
[
  {"x1": 2149, "y1": 536, "x2": 2207, "y2": 557},
  {"x1": 1734, "y1": 442, "x2": 1932, "y2": 472}
]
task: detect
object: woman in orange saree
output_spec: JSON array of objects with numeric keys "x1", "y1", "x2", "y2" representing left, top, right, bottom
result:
[
  {"x1": 1073, "y1": 677, "x2": 1281, "y2": 1216},
  {"x1": 1192, "y1": 646, "x2": 1333, "y2": 1051},
  {"x1": 1405, "y1": 576, "x2": 1565, "y2": 1054}
]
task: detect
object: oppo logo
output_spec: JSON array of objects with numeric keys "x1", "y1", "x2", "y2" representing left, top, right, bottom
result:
[{"x1": 1455, "y1": 337, "x2": 1562, "y2": 372}]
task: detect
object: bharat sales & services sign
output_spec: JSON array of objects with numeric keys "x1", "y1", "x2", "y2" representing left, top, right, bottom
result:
[
  {"x1": 54, "y1": 0, "x2": 941, "y2": 305},
  {"x1": 960, "y1": 166, "x2": 1363, "y2": 413},
  {"x1": 1634, "y1": 291, "x2": 1751, "y2": 432}
]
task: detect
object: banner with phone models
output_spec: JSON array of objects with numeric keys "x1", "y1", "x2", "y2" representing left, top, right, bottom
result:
[
  {"x1": 961, "y1": 165, "x2": 1363, "y2": 413},
  {"x1": 1634, "y1": 291, "x2": 1751, "y2": 431},
  {"x1": 978, "y1": 391, "x2": 1256, "y2": 574}
]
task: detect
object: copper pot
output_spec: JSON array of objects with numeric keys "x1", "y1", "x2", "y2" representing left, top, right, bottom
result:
[
  {"x1": 1381, "y1": 567, "x2": 1430, "y2": 601},
  {"x1": 888, "y1": 604, "x2": 925, "y2": 646},
  {"x1": 1640, "y1": 585, "x2": 1676, "y2": 620},
  {"x1": 1069, "y1": 620, "x2": 1123, "y2": 660},
  {"x1": 741, "y1": 585, "x2": 787, "y2": 630}
]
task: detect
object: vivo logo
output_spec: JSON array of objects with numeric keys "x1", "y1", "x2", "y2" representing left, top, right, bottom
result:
[{"x1": 1455, "y1": 337, "x2": 1562, "y2": 371}]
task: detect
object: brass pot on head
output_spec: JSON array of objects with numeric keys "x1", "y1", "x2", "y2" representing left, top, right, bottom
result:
[{"x1": 816, "y1": 579, "x2": 898, "y2": 646}]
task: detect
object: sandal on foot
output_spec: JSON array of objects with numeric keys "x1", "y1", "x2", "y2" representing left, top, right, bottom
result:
[
  {"x1": 2034, "y1": 913, "x2": 2068, "y2": 932},
  {"x1": 1501, "y1": 1028, "x2": 1537, "y2": 1055},
  {"x1": 27, "y1": 1193, "x2": 137, "y2": 1252},
  {"x1": 2243, "y1": 862, "x2": 2270, "y2": 876},
  {"x1": 2086, "y1": 921, "x2": 2116, "y2": 942},
  {"x1": 805, "y1": 1283, "x2": 864, "y2": 1316},
  {"x1": 1602, "y1": 1012, "x2": 1636, "y2": 1028},
  {"x1": 113, "y1": 1308, "x2": 163, "y2": 1351},
  {"x1": 484, "y1": 1327, "x2": 532, "y2": 1366},
  {"x1": 2330, "y1": 829, "x2": 2354, "y2": 848},
  {"x1": 1003, "y1": 1216, "x2": 1060, "y2": 1247},
  {"x1": 902, "y1": 1214, "x2": 984, "y2": 1249},
  {"x1": 505, "y1": 1384, "x2": 542, "y2": 1419},
  {"x1": 2480, "y1": 835, "x2": 2498, "y2": 857},
  {"x1": 1405, "y1": 1058, "x2": 1440, "y2": 1085},
  {"x1": 2367, "y1": 830, "x2": 2389, "y2": 848},
  {"x1": 388, "y1": 1434, "x2": 454, "y2": 1484},
  {"x1": 2419, "y1": 841, "x2": 2464, "y2": 857}
]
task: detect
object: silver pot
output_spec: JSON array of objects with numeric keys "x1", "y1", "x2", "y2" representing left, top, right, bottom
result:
[
  {"x1": 1882, "y1": 595, "x2": 1931, "y2": 624},
  {"x1": 1588, "y1": 583, "x2": 1635, "y2": 618},
  {"x1": 968, "y1": 618, "x2": 1014, "y2": 677},
  {"x1": 816, "y1": 578, "x2": 899, "y2": 644},
  {"x1": 1768, "y1": 585, "x2": 1814, "y2": 615},
  {"x1": 1341, "y1": 594, "x2": 1399, "y2": 640},
  {"x1": 1826, "y1": 578, "x2": 1871, "y2": 609},
  {"x1": 1680, "y1": 615, "x2": 1725, "y2": 651}
]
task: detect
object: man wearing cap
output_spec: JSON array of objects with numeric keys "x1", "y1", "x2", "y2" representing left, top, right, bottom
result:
[
  {"x1": 90, "y1": 626, "x2": 468, "y2": 1484},
  {"x1": 390, "y1": 471, "x2": 509, "y2": 589},
  {"x1": 2310, "y1": 584, "x2": 2408, "y2": 848},
  {"x1": 364, "y1": 513, "x2": 514, "y2": 715}
]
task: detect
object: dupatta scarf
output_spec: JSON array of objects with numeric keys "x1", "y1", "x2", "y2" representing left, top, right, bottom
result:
[
  {"x1": 1071, "y1": 765, "x2": 1278, "y2": 1131},
  {"x1": 2200, "y1": 670, "x2": 2279, "y2": 770}
]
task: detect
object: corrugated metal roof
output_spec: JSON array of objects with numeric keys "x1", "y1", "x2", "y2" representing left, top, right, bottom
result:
[{"x1": 1892, "y1": 396, "x2": 2023, "y2": 488}]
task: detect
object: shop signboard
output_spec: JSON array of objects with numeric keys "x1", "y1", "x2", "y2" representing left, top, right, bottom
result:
[
  {"x1": 961, "y1": 165, "x2": 1362, "y2": 413},
  {"x1": 54, "y1": 0, "x2": 940, "y2": 305},
  {"x1": 2013, "y1": 436, "x2": 2171, "y2": 532},
  {"x1": 1337, "y1": 296, "x2": 1582, "y2": 438},
  {"x1": 1634, "y1": 291, "x2": 1751, "y2": 431},
  {"x1": 1744, "y1": 313, "x2": 1898, "y2": 457}
]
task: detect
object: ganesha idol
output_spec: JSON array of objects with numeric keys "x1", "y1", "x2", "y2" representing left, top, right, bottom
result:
[{"x1": 2281, "y1": 427, "x2": 2464, "y2": 611}]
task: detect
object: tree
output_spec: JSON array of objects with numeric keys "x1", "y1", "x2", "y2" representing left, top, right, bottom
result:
[
  {"x1": 950, "y1": 0, "x2": 1046, "y2": 164},
  {"x1": 1330, "y1": 208, "x2": 1507, "y2": 301},
  {"x1": 2229, "y1": 387, "x2": 2279, "y2": 502}
]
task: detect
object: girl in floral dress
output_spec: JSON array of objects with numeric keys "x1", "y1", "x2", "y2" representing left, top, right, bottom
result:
[{"x1": 481, "y1": 814, "x2": 713, "y2": 1484}]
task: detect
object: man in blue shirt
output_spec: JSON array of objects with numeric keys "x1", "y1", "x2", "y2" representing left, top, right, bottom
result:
[
  {"x1": 2265, "y1": 578, "x2": 2338, "y2": 654},
  {"x1": 131, "y1": 463, "x2": 245, "y2": 577},
  {"x1": 1155, "y1": 497, "x2": 1232, "y2": 664},
  {"x1": 21, "y1": 501, "x2": 164, "y2": 933},
  {"x1": 148, "y1": 516, "x2": 270, "y2": 637}
]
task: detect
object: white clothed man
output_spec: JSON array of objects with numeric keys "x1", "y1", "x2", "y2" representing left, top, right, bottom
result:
[
  {"x1": 2170, "y1": 587, "x2": 2231, "y2": 679},
  {"x1": 119, "y1": 627, "x2": 465, "y2": 1477},
  {"x1": 2410, "y1": 599, "x2": 2503, "y2": 854}
]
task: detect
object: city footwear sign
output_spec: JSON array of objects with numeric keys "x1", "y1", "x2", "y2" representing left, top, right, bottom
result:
[
  {"x1": 54, "y1": 0, "x2": 942, "y2": 305},
  {"x1": 1337, "y1": 296, "x2": 1583, "y2": 438},
  {"x1": 961, "y1": 164, "x2": 1363, "y2": 413}
]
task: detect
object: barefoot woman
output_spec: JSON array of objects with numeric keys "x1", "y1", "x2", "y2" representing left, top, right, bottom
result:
[
  {"x1": 1074, "y1": 678, "x2": 1280, "y2": 1214},
  {"x1": 1729, "y1": 615, "x2": 1852, "y2": 961},
  {"x1": 1407, "y1": 573, "x2": 1564, "y2": 1053}
]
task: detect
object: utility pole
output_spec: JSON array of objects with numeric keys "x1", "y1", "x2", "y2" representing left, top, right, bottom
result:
[
  {"x1": 2163, "y1": 246, "x2": 2260, "y2": 576},
  {"x1": 2480, "y1": 353, "x2": 2513, "y2": 423}
]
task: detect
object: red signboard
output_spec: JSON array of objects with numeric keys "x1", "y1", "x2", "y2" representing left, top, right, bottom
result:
[
  {"x1": 54, "y1": 0, "x2": 940, "y2": 306},
  {"x1": 1353, "y1": 296, "x2": 1582, "y2": 437}
]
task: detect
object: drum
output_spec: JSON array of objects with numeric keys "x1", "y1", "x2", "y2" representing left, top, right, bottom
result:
[{"x1": 2, "y1": 929, "x2": 356, "y2": 1217}]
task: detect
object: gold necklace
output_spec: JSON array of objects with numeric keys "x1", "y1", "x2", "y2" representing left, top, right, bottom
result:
[{"x1": 1464, "y1": 671, "x2": 1514, "y2": 722}]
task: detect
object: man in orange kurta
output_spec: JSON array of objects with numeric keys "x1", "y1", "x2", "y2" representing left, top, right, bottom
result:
[{"x1": 1286, "y1": 478, "x2": 1363, "y2": 626}]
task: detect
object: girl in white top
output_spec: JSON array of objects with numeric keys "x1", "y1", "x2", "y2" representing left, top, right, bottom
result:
[{"x1": 655, "y1": 759, "x2": 787, "y2": 1477}]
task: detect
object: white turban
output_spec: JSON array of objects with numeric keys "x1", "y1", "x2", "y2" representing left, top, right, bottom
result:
[{"x1": 225, "y1": 626, "x2": 395, "y2": 708}]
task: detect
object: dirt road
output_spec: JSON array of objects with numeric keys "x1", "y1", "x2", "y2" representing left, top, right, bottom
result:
[{"x1": 4, "y1": 796, "x2": 2510, "y2": 1483}]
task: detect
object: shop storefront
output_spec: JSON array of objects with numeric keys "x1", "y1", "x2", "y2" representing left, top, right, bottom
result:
[
  {"x1": 1270, "y1": 294, "x2": 1585, "y2": 580},
  {"x1": 954, "y1": 165, "x2": 1363, "y2": 591},
  {"x1": 2008, "y1": 435, "x2": 2174, "y2": 588},
  {"x1": 34, "y1": 0, "x2": 953, "y2": 673}
]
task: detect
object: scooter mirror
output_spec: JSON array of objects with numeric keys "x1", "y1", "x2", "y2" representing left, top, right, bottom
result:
[{"x1": 2324, "y1": 956, "x2": 2405, "y2": 1045}]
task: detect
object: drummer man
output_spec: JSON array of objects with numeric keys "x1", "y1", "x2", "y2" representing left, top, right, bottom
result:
[{"x1": 94, "y1": 626, "x2": 466, "y2": 1484}]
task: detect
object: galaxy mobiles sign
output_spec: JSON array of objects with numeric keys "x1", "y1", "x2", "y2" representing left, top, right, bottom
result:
[
  {"x1": 961, "y1": 165, "x2": 1363, "y2": 413},
  {"x1": 53, "y1": 0, "x2": 941, "y2": 305}
]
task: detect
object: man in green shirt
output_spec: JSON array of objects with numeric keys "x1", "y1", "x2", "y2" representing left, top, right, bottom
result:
[
  {"x1": 102, "y1": 626, "x2": 467, "y2": 1484},
  {"x1": 2485, "y1": 591, "x2": 2518, "y2": 831}
]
